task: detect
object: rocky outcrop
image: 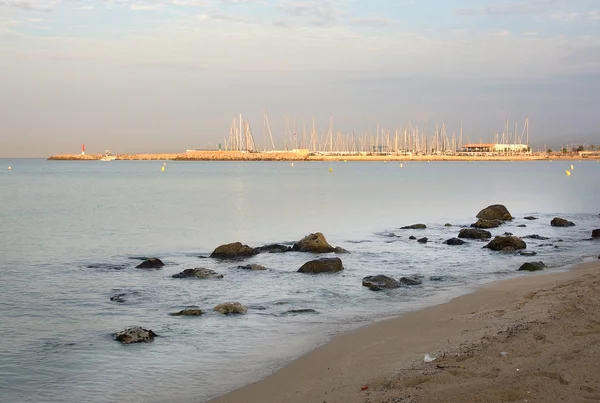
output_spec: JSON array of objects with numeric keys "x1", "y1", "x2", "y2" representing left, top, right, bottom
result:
[
  {"x1": 253, "y1": 244, "x2": 292, "y2": 254},
  {"x1": 592, "y1": 229, "x2": 600, "y2": 238},
  {"x1": 399, "y1": 276, "x2": 422, "y2": 286},
  {"x1": 518, "y1": 261, "x2": 546, "y2": 272},
  {"x1": 210, "y1": 242, "x2": 256, "y2": 259},
  {"x1": 409, "y1": 236, "x2": 417, "y2": 240},
  {"x1": 476, "y1": 204, "x2": 513, "y2": 221},
  {"x1": 524, "y1": 216, "x2": 538, "y2": 220},
  {"x1": 136, "y1": 258, "x2": 164, "y2": 269},
  {"x1": 524, "y1": 234, "x2": 549, "y2": 240},
  {"x1": 334, "y1": 246, "x2": 350, "y2": 254},
  {"x1": 292, "y1": 233, "x2": 335, "y2": 253},
  {"x1": 446, "y1": 237, "x2": 466, "y2": 245},
  {"x1": 214, "y1": 302, "x2": 247, "y2": 315},
  {"x1": 170, "y1": 308, "x2": 203, "y2": 316},
  {"x1": 298, "y1": 257, "x2": 344, "y2": 274},
  {"x1": 237, "y1": 264, "x2": 266, "y2": 271},
  {"x1": 471, "y1": 219, "x2": 503, "y2": 229},
  {"x1": 444, "y1": 223, "x2": 453, "y2": 227},
  {"x1": 401, "y1": 224, "x2": 427, "y2": 230},
  {"x1": 417, "y1": 237, "x2": 428, "y2": 244},
  {"x1": 362, "y1": 275, "x2": 400, "y2": 291},
  {"x1": 551, "y1": 217, "x2": 575, "y2": 227},
  {"x1": 114, "y1": 327, "x2": 157, "y2": 344},
  {"x1": 484, "y1": 235, "x2": 527, "y2": 251},
  {"x1": 110, "y1": 293, "x2": 127, "y2": 303},
  {"x1": 172, "y1": 268, "x2": 223, "y2": 279},
  {"x1": 458, "y1": 228, "x2": 492, "y2": 239}
]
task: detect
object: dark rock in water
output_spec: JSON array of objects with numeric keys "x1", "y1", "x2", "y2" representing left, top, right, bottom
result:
[
  {"x1": 362, "y1": 275, "x2": 400, "y2": 291},
  {"x1": 334, "y1": 246, "x2": 350, "y2": 254},
  {"x1": 444, "y1": 223, "x2": 453, "y2": 227},
  {"x1": 503, "y1": 232, "x2": 513, "y2": 236},
  {"x1": 401, "y1": 223, "x2": 426, "y2": 230},
  {"x1": 170, "y1": 308, "x2": 203, "y2": 316},
  {"x1": 254, "y1": 244, "x2": 292, "y2": 254},
  {"x1": 292, "y1": 232, "x2": 335, "y2": 253},
  {"x1": 519, "y1": 251, "x2": 538, "y2": 256},
  {"x1": 214, "y1": 302, "x2": 247, "y2": 315},
  {"x1": 409, "y1": 236, "x2": 417, "y2": 240},
  {"x1": 298, "y1": 257, "x2": 344, "y2": 274},
  {"x1": 110, "y1": 293, "x2": 127, "y2": 303},
  {"x1": 517, "y1": 224, "x2": 527, "y2": 228},
  {"x1": 592, "y1": 229, "x2": 600, "y2": 238},
  {"x1": 524, "y1": 216, "x2": 538, "y2": 220},
  {"x1": 550, "y1": 217, "x2": 575, "y2": 227},
  {"x1": 237, "y1": 264, "x2": 266, "y2": 271},
  {"x1": 88, "y1": 263, "x2": 127, "y2": 271},
  {"x1": 471, "y1": 219, "x2": 503, "y2": 229},
  {"x1": 476, "y1": 204, "x2": 513, "y2": 221},
  {"x1": 399, "y1": 276, "x2": 422, "y2": 286},
  {"x1": 458, "y1": 228, "x2": 492, "y2": 239},
  {"x1": 114, "y1": 327, "x2": 157, "y2": 344},
  {"x1": 210, "y1": 242, "x2": 256, "y2": 259},
  {"x1": 446, "y1": 237, "x2": 466, "y2": 246},
  {"x1": 524, "y1": 234, "x2": 549, "y2": 240},
  {"x1": 136, "y1": 258, "x2": 164, "y2": 269},
  {"x1": 429, "y1": 276, "x2": 445, "y2": 281},
  {"x1": 285, "y1": 309, "x2": 318, "y2": 314},
  {"x1": 172, "y1": 268, "x2": 223, "y2": 279},
  {"x1": 417, "y1": 237, "x2": 428, "y2": 244},
  {"x1": 484, "y1": 236, "x2": 527, "y2": 251},
  {"x1": 518, "y1": 261, "x2": 546, "y2": 272}
]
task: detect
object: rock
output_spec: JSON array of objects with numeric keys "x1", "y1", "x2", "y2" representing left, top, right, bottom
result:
[
  {"x1": 253, "y1": 244, "x2": 292, "y2": 254},
  {"x1": 399, "y1": 276, "x2": 422, "y2": 286},
  {"x1": 114, "y1": 327, "x2": 157, "y2": 344},
  {"x1": 285, "y1": 309, "x2": 318, "y2": 314},
  {"x1": 476, "y1": 204, "x2": 513, "y2": 221},
  {"x1": 298, "y1": 257, "x2": 344, "y2": 274},
  {"x1": 292, "y1": 232, "x2": 335, "y2": 253},
  {"x1": 444, "y1": 223, "x2": 452, "y2": 227},
  {"x1": 136, "y1": 258, "x2": 164, "y2": 269},
  {"x1": 471, "y1": 219, "x2": 503, "y2": 229},
  {"x1": 524, "y1": 234, "x2": 549, "y2": 240},
  {"x1": 518, "y1": 261, "x2": 546, "y2": 272},
  {"x1": 110, "y1": 293, "x2": 127, "y2": 303},
  {"x1": 484, "y1": 236, "x2": 527, "y2": 251},
  {"x1": 214, "y1": 302, "x2": 248, "y2": 315},
  {"x1": 519, "y1": 251, "x2": 538, "y2": 256},
  {"x1": 446, "y1": 237, "x2": 466, "y2": 245},
  {"x1": 524, "y1": 216, "x2": 538, "y2": 220},
  {"x1": 592, "y1": 229, "x2": 600, "y2": 238},
  {"x1": 417, "y1": 237, "x2": 428, "y2": 244},
  {"x1": 172, "y1": 268, "x2": 223, "y2": 279},
  {"x1": 237, "y1": 264, "x2": 266, "y2": 271},
  {"x1": 503, "y1": 232, "x2": 513, "y2": 236},
  {"x1": 550, "y1": 217, "x2": 575, "y2": 227},
  {"x1": 401, "y1": 224, "x2": 427, "y2": 230},
  {"x1": 210, "y1": 242, "x2": 256, "y2": 259},
  {"x1": 517, "y1": 224, "x2": 527, "y2": 228},
  {"x1": 458, "y1": 228, "x2": 492, "y2": 239},
  {"x1": 334, "y1": 246, "x2": 350, "y2": 254},
  {"x1": 170, "y1": 308, "x2": 203, "y2": 316},
  {"x1": 409, "y1": 236, "x2": 417, "y2": 240},
  {"x1": 362, "y1": 275, "x2": 400, "y2": 291},
  {"x1": 429, "y1": 276, "x2": 444, "y2": 281}
]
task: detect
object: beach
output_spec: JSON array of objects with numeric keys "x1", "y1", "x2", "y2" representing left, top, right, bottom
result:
[{"x1": 211, "y1": 259, "x2": 600, "y2": 403}]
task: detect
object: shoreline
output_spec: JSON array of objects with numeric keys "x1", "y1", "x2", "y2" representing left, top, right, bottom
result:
[
  {"x1": 209, "y1": 257, "x2": 600, "y2": 403},
  {"x1": 46, "y1": 151, "x2": 595, "y2": 162}
]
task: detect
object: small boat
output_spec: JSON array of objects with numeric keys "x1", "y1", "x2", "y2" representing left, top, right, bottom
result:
[{"x1": 101, "y1": 150, "x2": 116, "y2": 161}]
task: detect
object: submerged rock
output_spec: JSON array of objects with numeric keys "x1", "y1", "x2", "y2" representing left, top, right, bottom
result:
[
  {"x1": 517, "y1": 224, "x2": 527, "y2": 228},
  {"x1": 518, "y1": 261, "x2": 546, "y2": 272},
  {"x1": 362, "y1": 275, "x2": 400, "y2": 291},
  {"x1": 444, "y1": 223, "x2": 453, "y2": 227},
  {"x1": 110, "y1": 293, "x2": 127, "y2": 303},
  {"x1": 550, "y1": 217, "x2": 575, "y2": 227},
  {"x1": 401, "y1": 224, "x2": 427, "y2": 230},
  {"x1": 409, "y1": 236, "x2": 417, "y2": 240},
  {"x1": 484, "y1": 236, "x2": 527, "y2": 251},
  {"x1": 237, "y1": 264, "x2": 266, "y2": 271},
  {"x1": 399, "y1": 276, "x2": 422, "y2": 286},
  {"x1": 170, "y1": 308, "x2": 203, "y2": 316},
  {"x1": 285, "y1": 309, "x2": 318, "y2": 314},
  {"x1": 172, "y1": 268, "x2": 223, "y2": 279},
  {"x1": 524, "y1": 216, "x2": 538, "y2": 220},
  {"x1": 136, "y1": 258, "x2": 164, "y2": 269},
  {"x1": 476, "y1": 204, "x2": 513, "y2": 221},
  {"x1": 524, "y1": 234, "x2": 549, "y2": 240},
  {"x1": 114, "y1": 327, "x2": 157, "y2": 344},
  {"x1": 458, "y1": 228, "x2": 492, "y2": 239},
  {"x1": 446, "y1": 237, "x2": 466, "y2": 246},
  {"x1": 210, "y1": 242, "x2": 256, "y2": 259},
  {"x1": 429, "y1": 276, "x2": 445, "y2": 281},
  {"x1": 298, "y1": 257, "x2": 344, "y2": 274},
  {"x1": 292, "y1": 232, "x2": 335, "y2": 253},
  {"x1": 253, "y1": 244, "x2": 292, "y2": 254},
  {"x1": 417, "y1": 237, "x2": 428, "y2": 244},
  {"x1": 519, "y1": 251, "x2": 538, "y2": 256},
  {"x1": 471, "y1": 219, "x2": 503, "y2": 229},
  {"x1": 214, "y1": 302, "x2": 247, "y2": 315},
  {"x1": 334, "y1": 246, "x2": 350, "y2": 254},
  {"x1": 592, "y1": 229, "x2": 600, "y2": 238}
]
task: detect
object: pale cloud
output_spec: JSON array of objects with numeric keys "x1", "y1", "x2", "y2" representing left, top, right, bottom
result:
[
  {"x1": 131, "y1": 2, "x2": 164, "y2": 11},
  {"x1": 348, "y1": 17, "x2": 393, "y2": 27},
  {"x1": 0, "y1": 0, "x2": 59, "y2": 12}
]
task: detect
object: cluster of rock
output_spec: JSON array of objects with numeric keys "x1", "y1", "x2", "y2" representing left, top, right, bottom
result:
[{"x1": 362, "y1": 275, "x2": 422, "y2": 291}]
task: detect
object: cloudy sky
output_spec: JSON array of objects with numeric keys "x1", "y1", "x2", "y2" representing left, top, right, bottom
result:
[{"x1": 1, "y1": 0, "x2": 599, "y2": 156}]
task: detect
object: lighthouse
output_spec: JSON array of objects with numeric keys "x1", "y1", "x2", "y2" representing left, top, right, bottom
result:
[{"x1": 81, "y1": 144, "x2": 85, "y2": 155}]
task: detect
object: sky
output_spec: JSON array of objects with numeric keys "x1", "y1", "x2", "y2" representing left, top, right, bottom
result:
[{"x1": 1, "y1": 0, "x2": 599, "y2": 156}]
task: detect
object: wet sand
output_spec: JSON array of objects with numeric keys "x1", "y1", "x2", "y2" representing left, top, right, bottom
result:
[{"x1": 210, "y1": 259, "x2": 600, "y2": 403}]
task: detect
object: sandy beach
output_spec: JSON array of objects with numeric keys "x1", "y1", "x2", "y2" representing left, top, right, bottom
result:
[{"x1": 210, "y1": 259, "x2": 600, "y2": 403}]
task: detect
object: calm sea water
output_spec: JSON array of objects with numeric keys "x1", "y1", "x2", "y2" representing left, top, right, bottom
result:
[{"x1": 1, "y1": 159, "x2": 599, "y2": 403}]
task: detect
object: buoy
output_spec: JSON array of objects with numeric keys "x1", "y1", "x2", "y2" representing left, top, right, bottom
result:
[
  {"x1": 161, "y1": 166, "x2": 165, "y2": 172},
  {"x1": 565, "y1": 170, "x2": 571, "y2": 176},
  {"x1": 8, "y1": 166, "x2": 11, "y2": 170},
  {"x1": 329, "y1": 167, "x2": 333, "y2": 172},
  {"x1": 570, "y1": 164, "x2": 574, "y2": 170}
]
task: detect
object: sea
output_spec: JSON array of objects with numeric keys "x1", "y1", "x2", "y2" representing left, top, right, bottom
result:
[{"x1": 0, "y1": 159, "x2": 599, "y2": 403}]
